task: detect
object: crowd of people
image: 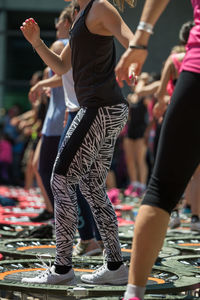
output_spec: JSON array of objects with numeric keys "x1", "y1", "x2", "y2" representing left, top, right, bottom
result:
[{"x1": 0, "y1": 0, "x2": 199, "y2": 299}]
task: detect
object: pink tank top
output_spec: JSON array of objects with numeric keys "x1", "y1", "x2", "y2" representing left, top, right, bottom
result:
[{"x1": 181, "y1": 0, "x2": 200, "y2": 73}]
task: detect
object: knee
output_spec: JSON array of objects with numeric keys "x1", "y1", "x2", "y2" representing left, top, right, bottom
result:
[{"x1": 142, "y1": 175, "x2": 183, "y2": 214}]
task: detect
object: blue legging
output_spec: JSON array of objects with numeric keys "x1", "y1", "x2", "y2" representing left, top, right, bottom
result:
[{"x1": 142, "y1": 71, "x2": 200, "y2": 213}]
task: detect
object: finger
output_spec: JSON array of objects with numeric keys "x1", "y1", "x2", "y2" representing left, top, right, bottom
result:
[{"x1": 116, "y1": 76, "x2": 124, "y2": 88}]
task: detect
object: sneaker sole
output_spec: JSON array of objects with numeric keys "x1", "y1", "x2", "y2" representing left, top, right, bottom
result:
[
  {"x1": 22, "y1": 277, "x2": 77, "y2": 286},
  {"x1": 82, "y1": 248, "x2": 102, "y2": 256},
  {"x1": 81, "y1": 277, "x2": 128, "y2": 285}
]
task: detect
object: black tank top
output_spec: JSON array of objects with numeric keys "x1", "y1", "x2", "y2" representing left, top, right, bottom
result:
[{"x1": 69, "y1": 0, "x2": 127, "y2": 107}]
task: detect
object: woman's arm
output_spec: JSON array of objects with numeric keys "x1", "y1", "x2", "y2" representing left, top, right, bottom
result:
[
  {"x1": 93, "y1": 0, "x2": 134, "y2": 48},
  {"x1": 155, "y1": 55, "x2": 174, "y2": 102},
  {"x1": 20, "y1": 18, "x2": 71, "y2": 75},
  {"x1": 115, "y1": 0, "x2": 170, "y2": 87},
  {"x1": 135, "y1": 80, "x2": 160, "y2": 97},
  {"x1": 29, "y1": 74, "x2": 63, "y2": 102}
]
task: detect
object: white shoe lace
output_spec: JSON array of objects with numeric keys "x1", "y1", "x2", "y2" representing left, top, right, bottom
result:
[
  {"x1": 92, "y1": 264, "x2": 107, "y2": 278},
  {"x1": 35, "y1": 253, "x2": 53, "y2": 278}
]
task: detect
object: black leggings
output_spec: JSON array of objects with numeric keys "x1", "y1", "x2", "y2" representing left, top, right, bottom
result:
[{"x1": 142, "y1": 71, "x2": 200, "y2": 214}]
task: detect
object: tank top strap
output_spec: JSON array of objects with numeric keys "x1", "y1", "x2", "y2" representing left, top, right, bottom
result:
[{"x1": 83, "y1": 0, "x2": 95, "y2": 18}]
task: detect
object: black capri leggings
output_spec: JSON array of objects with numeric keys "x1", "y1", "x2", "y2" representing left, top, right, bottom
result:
[{"x1": 142, "y1": 71, "x2": 200, "y2": 214}]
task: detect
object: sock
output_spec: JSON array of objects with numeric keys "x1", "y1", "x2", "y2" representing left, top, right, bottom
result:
[
  {"x1": 139, "y1": 183, "x2": 146, "y2": 191},
  {"x1": 191, "y1": 215, "x2": 199, "y2": 223},
  {"x1": 54, "y1": 264, "x2": 72, "y2": 274},
  {"x1": 131, "y1": 181, "x2": 140, "y2": 188},
  {"x1": 124, "y1": 283, "x2": 145, "y2": 300},
  {"x1": 107, "y1": 261, "x2": 123, "y2": 271}
]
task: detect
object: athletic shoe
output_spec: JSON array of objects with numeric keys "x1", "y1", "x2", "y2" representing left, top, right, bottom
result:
[
  {"x1": 122, "y1": 298, "x2": 141, "y2": 300},
  {"x1": 131, "y1": 187, "x2": 143, "y2": 198},
  {"x1": 29, "y1": 209, "x2": 54, "y2": 222},
  {"x1": 73, "y1": 239, "x2": 102, "y2": 256},
  {"x1": 191, "y1": 221, "x2": 200, "y2": 232},
  {"x1": 107, "y1": 188, "x2": 120, "y2": 204},
  {"x1": 81, "y1": 263, "x2": 128, "y2": 285},
  {"x1": 169, "y1": 212, "x2": 181, "y2": 229},
  {"x1": 124, "y1": 185, "x2": 134, "y2": 197},
  {"x1": 21, "y1": 265, "x2": 76, "y2": 285}
]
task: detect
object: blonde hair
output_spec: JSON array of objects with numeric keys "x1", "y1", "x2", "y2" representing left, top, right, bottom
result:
[
  {"x1": 171, "y1": 45, "x2": 186, "y2": 54},
  {"x1": 113, "y1": 0, "x2": 137, "y2": 11}
]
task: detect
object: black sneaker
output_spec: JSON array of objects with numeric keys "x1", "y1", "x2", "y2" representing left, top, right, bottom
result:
[{"x1": 29, "y1": 209, "x2": 54, "y2": 222}]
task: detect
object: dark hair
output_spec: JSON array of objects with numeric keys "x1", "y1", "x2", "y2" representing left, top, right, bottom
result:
[{"x1": 179, "y1": 20, "x2": 195, "y2": 45}]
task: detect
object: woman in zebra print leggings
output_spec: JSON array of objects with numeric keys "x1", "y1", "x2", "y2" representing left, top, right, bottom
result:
[{"x1": 20, "y1": 0, "x2": 135, "y2": 285}]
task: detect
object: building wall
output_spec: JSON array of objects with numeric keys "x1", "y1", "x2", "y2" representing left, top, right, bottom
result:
[{"x1": 0, "y1": 0, "x2": 193, "y2": 109}]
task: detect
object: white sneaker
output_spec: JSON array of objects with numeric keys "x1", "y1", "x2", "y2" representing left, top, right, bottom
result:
[
  {"x1": 169, "y1": 214, "x2": 181, "y2": 229},
  {"x1": 21, "y1": 265, "x2": 76, "y2": 285},
  {"x1": 191, "y1": 221, "x2": 200, "y2": 232},
  {"x1": 81, "y1": 263, "x2": 128, "y2": 285}
]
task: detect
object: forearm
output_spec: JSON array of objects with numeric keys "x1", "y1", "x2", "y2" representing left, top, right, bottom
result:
[
  {"x1": 133, "y1": 0, "x2": 170, "y2": 46},
  {"x1": 141, "y1": 0, "x2": 170, "y2": 26},
  {"x1": 156, "y1": 58, "x2": 172, "y2": 100},
  {"x1": 38, "y1": 74, "x2": 63, "y2": 89},
  {"x1": 136, "y1": 81, "x2": 160, "y2": 97},
  {"x1": 33, "y1": 39, "x2": 70, "y2": 75},
  {"x1": 18, "y1": 110, "x2": 35, "y2": 120}
]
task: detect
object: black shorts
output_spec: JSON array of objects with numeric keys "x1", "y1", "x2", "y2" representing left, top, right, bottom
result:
[{"x1": 127, "y1": 124, "x2": 147, "y2": 140}]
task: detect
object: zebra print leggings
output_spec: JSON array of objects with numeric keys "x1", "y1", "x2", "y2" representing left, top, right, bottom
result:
[{"x1": 51, "y1": 103, "x2": 129, "y2": 266}]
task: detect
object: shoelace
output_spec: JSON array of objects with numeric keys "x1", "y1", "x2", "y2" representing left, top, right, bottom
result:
[
  {"x1": 92, "y1": 264, "x2": 107, "y2": 277},
  {"x1": 35, "y1": 253, "x2": 53, "y2": 278}
]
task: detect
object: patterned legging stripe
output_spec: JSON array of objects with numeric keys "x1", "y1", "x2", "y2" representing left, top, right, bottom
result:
[{"x1": 51, "y1": 103, "x2": 128, "y2": 266}]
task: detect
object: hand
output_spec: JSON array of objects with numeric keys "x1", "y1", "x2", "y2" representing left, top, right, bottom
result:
[
  {"x1": 29, "y1": 82, "x2": 43, "y2": 102},
  {"x1": 63, "y1": 110, "x2": 69, "y2": 128},
  {"x1": 10, "y1": 116, "x2": 20, "y2": 127},
  {"x1": 115, "y1": 47, "x2": 148, "y2": 88},
  {"x1": 20, "y1": 18, "x2": 41, "y2": 47},
  {"x1": 153, "y1": 101, "x2": 167, "y2": 120},
  {"x1": 139, "y1": 72, "x2": 149, "y2": 82},
  {"x1": 43, "y1": 87, "x2": 51, "y2": 98}
]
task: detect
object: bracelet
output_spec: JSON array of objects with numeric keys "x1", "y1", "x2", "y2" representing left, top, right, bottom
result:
[
  {"x1": 137, "y1": 21, "x2": 154, "y2": 35},
  {"x1": 129, "y1": 45, "x2": 148, "y2": 50}
]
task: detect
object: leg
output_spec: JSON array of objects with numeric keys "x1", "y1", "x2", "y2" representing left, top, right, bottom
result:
[
  {"x1": 190, "y1": 164, "x2": 200, "y2": 231},
  {"x1": 60, "y1": 111, "x2": 102, "y2": 254},
  {"x1": 124, "y1": 71, "x2": 200, "y2": 300},
  {"x1": 52, "y1": 104, "x2": 128, "y2": 267},
  {"x1": 79, "y1": 142, "x2": 122, "y2": 262},
  {"x1": 38, "y1": 135, "x2": 61, "y2": 209},
  {"x1": 32, "y1": 138, "x2": 53, "y2": 213},
  {"x1": 124, "y1": 137, "x2": 137, "y2": 183},
  {"x1": 24, "y1": 146, "x2": 35, "y2": 189},
  {"x1": 134, "y1": 138, "x2": 147, "y2": 186}
]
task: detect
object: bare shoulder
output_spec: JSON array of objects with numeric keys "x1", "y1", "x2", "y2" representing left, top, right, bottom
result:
[{"x1": 51, "y1": 40, "x2": 66, "y2": 55}]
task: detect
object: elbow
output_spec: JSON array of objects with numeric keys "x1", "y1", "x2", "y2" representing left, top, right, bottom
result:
[{"x1": 56, "y1": 66, "x2": 69, "y2": 76}]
